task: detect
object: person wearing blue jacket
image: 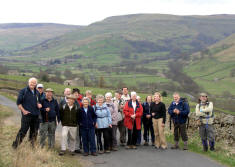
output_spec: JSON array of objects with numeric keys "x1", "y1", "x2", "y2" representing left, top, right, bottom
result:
[
  {"x1": 39, "y1": 88, "x2": 60, "y2": 148},
  {"x1": 78, "y1": 97, "x2": 97, "y2": 156},
  {"x1": 168, "y1": 92, "x2": 190, "y2": 150},
  {"x1": 94, "y1": 94, "x2": 112, "y2": 154},
  {"x1": 12, "y1": 78, "x2": 42, "y2": 149}
]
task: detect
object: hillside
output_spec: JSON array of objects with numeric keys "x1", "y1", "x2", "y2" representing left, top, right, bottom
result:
[
  {"x1": 184, "y1": 33, "x2": 235, "y2": 95},
  {"x1": 0, "y1": 14, "x2": 235, "y2": 95},
  {"x1": 0, "y1": 23, "x2": 80, "y2": 51}
]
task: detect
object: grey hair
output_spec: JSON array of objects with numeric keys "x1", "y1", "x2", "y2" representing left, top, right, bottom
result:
[
  {"x1": 86, "y1": 90, "x2": 92, "y2": 95},
  {"x1": 131, "y1": 91, "x2": 137, "y2": 97},
  {"x1": 28, "y1": 77, "x2": 38, "y2": 84},
  {"x1": 173, "y1": 92, "x2": 180, "y2": 97},
  {"x1": 105, "y1": 92, "x2": 112, "y2": 98},
  {"x1": 82, "y1": 97, "x2": 90, "y2": 104},
  {"x1": 96, "y1": 94, "x2": 104, "y2": 101}
]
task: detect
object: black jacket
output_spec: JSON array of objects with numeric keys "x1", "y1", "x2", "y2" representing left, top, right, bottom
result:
[
  {"x1": 142, "y1": 102, "x2": 153, "y2": 124},
  {"x1": 16, "y1": 86, "x2": 40, "y2": 116},
  {"x1": 150, "y1": 102, "x2": 166, "y2": 124}
]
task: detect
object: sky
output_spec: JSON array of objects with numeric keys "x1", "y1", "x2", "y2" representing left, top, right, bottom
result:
[{"x1": 0, "y1": 0, "x2": 234, "y2": 25}]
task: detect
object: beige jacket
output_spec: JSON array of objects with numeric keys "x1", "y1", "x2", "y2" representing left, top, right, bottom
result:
[{"x1": 195, "y1": 102, "x2": 214, "y2": 125}]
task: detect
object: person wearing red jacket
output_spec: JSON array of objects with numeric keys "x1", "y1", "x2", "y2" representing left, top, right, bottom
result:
[
  {"x1": 124, "y1": 92, "x2": 143, "y2": 149},
  {"x1": 85, "y1": 90, "x2": 96, "y2": 107}
]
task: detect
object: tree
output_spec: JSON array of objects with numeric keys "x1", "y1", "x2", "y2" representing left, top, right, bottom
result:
[
  {"x1": 98, "y1": 76, "x2": 105, "y2": 88},
  {"x1": 162, "y1": 91, "x2": 167, "y2": 97},
  {"x1": 64, "y1": 69, "x2": 74, "y2": 79},
  {"x1": 38, "y1": 71, "x2": 50, "y2": 82}
]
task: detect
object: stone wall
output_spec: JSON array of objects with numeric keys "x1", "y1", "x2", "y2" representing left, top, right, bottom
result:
[{"x1": 188, "y1": 112, "x2": 235, "y2": 146}]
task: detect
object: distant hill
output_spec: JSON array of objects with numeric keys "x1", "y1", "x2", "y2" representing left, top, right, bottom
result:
[
  {"x1": 0, "y1": 14, "x2": 235, "y2": 95},
  {"x1": 0, "y1": 23, "x2": 80, "y2": 51},
  {"x1": 184, "y1": 33, "x2": 235, "y2": 95}
]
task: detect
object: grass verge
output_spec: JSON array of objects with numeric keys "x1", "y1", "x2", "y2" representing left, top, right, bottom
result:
[
  {"x1": 166, "y1": 131, "x2": 235, "y2": 167},
  {"x1": 0, "y1": 104, "x2": 81, "y2": 167}
]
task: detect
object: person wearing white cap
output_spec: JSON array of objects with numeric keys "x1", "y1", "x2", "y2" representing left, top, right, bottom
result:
[{"x1": 37, "y1": 84, "x2": 45, "y2": 125}]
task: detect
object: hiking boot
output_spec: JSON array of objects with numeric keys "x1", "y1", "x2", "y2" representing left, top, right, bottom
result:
[
  {"x1": 98, "y1": 150, "x2": 104, "y2": 154},
  {"x1": 75, "y1": 149, "x2": 81, "y2": 154},
  {"x1": 59, "y1": 150, "x2": 65, "y2": 156},
  {"x1": 183, "y1": 142, "x2": 188, "y2": 150},
  {"x1": 112, "y1": 147, "x2": 118, "y2": 151},
  {"x1": 132, "y1": 145, "x2": 137, "y2": 149},
  {"x1": 12, "y1": 141, "x2": 18, "y2": 149},
  {"x1": 161, "y1": 147, "x2": 167, "y2": 150},
  {"x1": 104, "y1": 150, "x2": 111, "y2": 153},
  {"x1": 120, "y1": 143, "x2": 126, "y2": 146},
  {"x1": 155, "y1": 146, "x2": 160, "y2": 149},
  {"x1": 209, "y1": 141, "x2": 215, "y2": 151},
  {"x1": 125, "y1": 145, "x2": 131, "y2": 149},
  {"x1": 91, "y1": 152, "x2": 98, "y2": 156},
  {"x1": 171, "y1": 141, "x2": 179, "y2": 149},
  {"x1": 83, "y1": 152, "x2": 89, "y2": 156},
  {"x1": 144, "y1": 142, "x2": 149, "y2": 146},
  {"x1": 70, "y1": 151, "x2": 75, "y2": 156}
]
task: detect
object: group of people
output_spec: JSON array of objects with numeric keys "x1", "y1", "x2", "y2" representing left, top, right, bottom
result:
[{"x1": 12, "y1": 77, "x2": 215, "y2": 157}]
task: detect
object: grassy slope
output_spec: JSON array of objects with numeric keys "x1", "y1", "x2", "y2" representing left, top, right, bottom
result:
[
  {"x1": 2, "y1": 73, "x2": 235, "y2": 116},
  {"x1": 0, "y1": 23, "x2": 80, "y2": 51},
  {"x1": 184, "y1": 33, "x2": 235, "y2": 95},
  {"x1": 2, "y1": 14, "x2": 235, "y2": 89}
]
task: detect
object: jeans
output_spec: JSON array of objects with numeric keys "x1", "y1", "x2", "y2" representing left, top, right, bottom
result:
[{"x1": 81, "y1": 127, "x2": 96, "y2": 153}]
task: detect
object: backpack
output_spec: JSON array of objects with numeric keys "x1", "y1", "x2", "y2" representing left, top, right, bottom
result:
[{"x1": 169, "y1": 98, "x2": 190, "y2": 130}]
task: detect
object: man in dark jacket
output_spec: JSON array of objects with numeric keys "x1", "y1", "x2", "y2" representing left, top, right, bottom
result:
[
  {"x1": 168, "y1": 92, "x2": 190, "y2": 150},
  {"x1": 39, "y1": 88, "x2": 60, "y2": 148},
  {"x1": 12, "y1": 77, "x2": 42, "y2": 149},
  {"x1": 59, "y1": 94, "x2": 79, "y2": 155},
  {"x1": 78, "y1": 97, "x2": 97, "y2": 156}
]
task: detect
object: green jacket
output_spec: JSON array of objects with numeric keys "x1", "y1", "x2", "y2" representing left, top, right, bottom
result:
[{"x1": 59, "y1": 103, "x2": 79, "y2": 127}]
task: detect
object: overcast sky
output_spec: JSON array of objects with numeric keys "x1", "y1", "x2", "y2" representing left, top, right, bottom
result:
[{"x1": 0, "y1": 0, "x2": 234, "y2": 25}]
